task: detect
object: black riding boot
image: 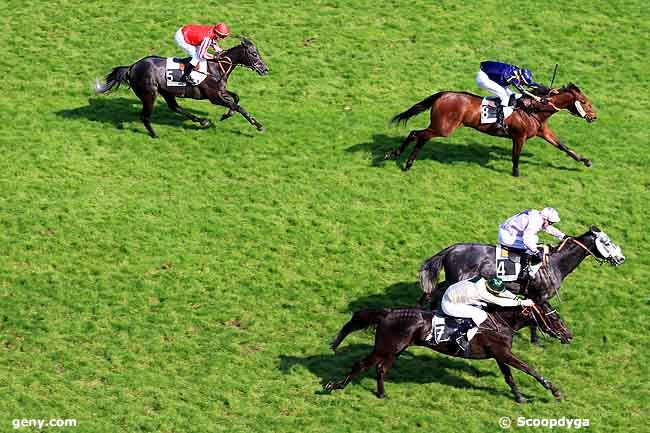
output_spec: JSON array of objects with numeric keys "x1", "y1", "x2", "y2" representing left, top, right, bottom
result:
[
  {"x1": 453, "y1": 321, "x2": 474, "y2": 357},
  {"x1": 179, "y1": 63, "x2": 195, "y2": 83},
  {"x1": 495, "y1": 104, "x2": 506, "y2": 130},
  {"x1": 518, "y1": 254, "x2": 531, "y2": 280}
]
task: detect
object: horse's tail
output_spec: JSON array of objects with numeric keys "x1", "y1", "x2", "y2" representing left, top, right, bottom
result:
[
  {"x1": 95, "y1": 66, "x2": 130, "y2": 94},
  {"x1": 391, "y1": 92, "x2": 446, "y2": 125},
  {"x1": 330, "y1": 308, "x2": 391, "y2": 352},
  {"x1": 418, "y1": 245, "x2": 453, "y2": 298}
]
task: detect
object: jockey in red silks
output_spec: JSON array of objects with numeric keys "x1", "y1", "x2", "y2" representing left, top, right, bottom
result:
[{"x1": 174, "y1": 22, "x2": 231, "y2": 83}]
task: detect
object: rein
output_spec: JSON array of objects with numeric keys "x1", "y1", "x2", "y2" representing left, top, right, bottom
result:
[{"x1": 557, "y1": 237, "x2": 606, "y2": 264}]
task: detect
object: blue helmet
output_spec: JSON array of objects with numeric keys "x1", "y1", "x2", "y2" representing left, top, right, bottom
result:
[{"x1": 520, "y1": 68, "x2": 534, "y2": 84}]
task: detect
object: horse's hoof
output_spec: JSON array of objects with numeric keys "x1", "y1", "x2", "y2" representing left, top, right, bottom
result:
[
  {"x1": 200, "y1": 119, "x2": 212, "y2": 127},
  {"x1": 553, "y1": 390, "x2": 564, "y2": 401},
  {"x1": 401, "y1": 163, "x2": 411, "y2": 172},
  {"x1": 515, "y1": 395, "x2": 528, "y2": 404},
  {"x1": 219, "y1": 115, "x2": 230, "y2": 122},
  {"x1": 584, "y1": 160, "x2": 593, "y2": 167},
  {"x1": 256, "y1": 125, "x2": 266, "y2": 133},
  {"x1": 384, "y1": 152, "x2": 394, "y2": 160}
]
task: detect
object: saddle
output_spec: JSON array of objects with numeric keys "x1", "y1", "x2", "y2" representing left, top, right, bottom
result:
[
  {"x1": 424, "y1": 311, "x2": 475, "y2": 345},
  {"x1": 496, "y1": 245, "x2": 549, "y2": 281},
  {"x1": 165, "y1": 58, "x2": 208, "y2": 87}
]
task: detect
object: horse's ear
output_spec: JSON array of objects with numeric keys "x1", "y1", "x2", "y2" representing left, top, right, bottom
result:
[
  {"x1": 238, "y1": 36, "x2": 253, "y2": 46},
  {"x1": 590, "y1": 225, "x2": 601, "y2": 233}
]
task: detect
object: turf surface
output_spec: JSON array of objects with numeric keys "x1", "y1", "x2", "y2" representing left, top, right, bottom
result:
[{"x1": 1, "y1": 1, "x2": 648, "y2": 432}]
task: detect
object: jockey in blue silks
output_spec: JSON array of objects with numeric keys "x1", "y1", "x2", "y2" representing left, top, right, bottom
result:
[{"x1": 476, "y1": 61, "x2": 549, "y2": 129}]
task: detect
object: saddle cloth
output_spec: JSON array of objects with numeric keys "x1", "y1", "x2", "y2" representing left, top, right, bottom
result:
[
  {"x1": 480, "y1": 96, "x2": 514, "y2": 124},
  {"x1": 495, "y1": 244, "x2": 522, "y2": 281},
  {"x1": 165, "y1": 58, "x2": 208, "y2": 87},
  {"x1": 496, "y1": 245, "x2": 549, "y2": 281},
  {"x1": 425, "y1": 312, "x2": 477, "y2": 345}
]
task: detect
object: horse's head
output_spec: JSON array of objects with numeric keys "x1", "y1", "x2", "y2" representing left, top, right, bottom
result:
[
  {"x1": 231, "y1": 37, "x2": 269, "y2": 76},
  {"x1": 550, "y1": 83, "x2": 597, "y2": 123},
  {"x1": 524, "y1": 302, "x2": 573, "y2": 344},
  {"x1": 589, "y1": 225, "x2": 626, "y2": 266}
]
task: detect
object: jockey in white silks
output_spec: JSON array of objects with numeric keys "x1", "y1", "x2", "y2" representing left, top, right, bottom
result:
[
  {"x1": 441, "y1": 276, "x2": 534, "y2": 355},
  {"x1": 498, "y1": 208, "x2": 566, "y2": 278}
]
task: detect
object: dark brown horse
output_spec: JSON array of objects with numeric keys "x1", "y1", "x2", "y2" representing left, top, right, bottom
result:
[
  {"x1": 326, "y1": 303, "x2": 572, "y2": 402},
  {"x1": 95, "y1": 38, "x2": 268, "y2": 138},
  {"x1": 386, "y1": 84, "x2": 597, "y2": 176}
]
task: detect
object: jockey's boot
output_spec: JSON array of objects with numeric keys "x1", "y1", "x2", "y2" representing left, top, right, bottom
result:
[
  {"x1": 453, "y1": 321, "x2": 473, "y2": 357},
  {"x1": 179, "y1": 63, "x2": 195, "y2": 84},
  {"x1": 495, "y1": 104, "x2": 506, "y2": 130},
  {"x1": 518, "y1": 254, "x2": 534, "y2": 281}
]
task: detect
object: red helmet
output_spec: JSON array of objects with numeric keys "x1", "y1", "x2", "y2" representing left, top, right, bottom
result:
[{"x1": 214, "y1": 23, "x2": 230, "y2": 37}]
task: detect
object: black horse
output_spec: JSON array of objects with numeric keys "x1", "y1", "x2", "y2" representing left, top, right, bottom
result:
[
  {"x1": 95, "y1": 38, "x2": 268, "y2": 138},
  {"x1": 418, "y1": 226, "x2": 624, "y2": 342},
  {"x1": 326, "y1": 303, "x2": 572, "y2": 402}
]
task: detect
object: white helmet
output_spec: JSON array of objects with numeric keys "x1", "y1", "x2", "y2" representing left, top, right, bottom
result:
[{"x1": 540, "y1": 207, "x2": 560, "y2": 223}]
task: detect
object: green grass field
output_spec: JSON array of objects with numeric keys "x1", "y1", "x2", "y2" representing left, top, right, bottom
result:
[{"x1": 1, "y1": 1, "x2": 648, "y2": 432}]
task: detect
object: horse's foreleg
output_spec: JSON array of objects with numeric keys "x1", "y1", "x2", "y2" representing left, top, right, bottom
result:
[
  {"x1": 497, "y1": 360, "x2": 527, "y2": 403},
  {"x1": 162, "y1": 94, "x2": 211, "y2": 127},
  {"x1": 538, "y1": 126, "x2": 592, "y2": 167},
  {"x1": 220, "y1": 90, "x2": 240, "y2": 122},
  {"x1": 500, "y1": 351, "x2": 563, "y2": 400},
  {"x1": 376, "y1": 353, "x2": 397, "y2": 398},
  {"x1": 213, "y1": 92, "x2": 264, "y2": 131},
  {"x1": 530, "y1": 324, "x2": 541, "y2": 345},
  {"x1": 511, "y1": 136, "x2": 526, "y2": 177}
]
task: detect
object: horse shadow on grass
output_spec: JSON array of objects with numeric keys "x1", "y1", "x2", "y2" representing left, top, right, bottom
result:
[
  {"x1": 279, "y1": 344, "x2": 506, "y2": 398},
  {"x1": 344, "y1": 280, "x2": 422, "y2": 312},
  {"x1": 346, "y1": 133, "x2": 580, "y2": 173},
  {"x1": 56, "y1": 97, "x2": 214, "y2": 135}
]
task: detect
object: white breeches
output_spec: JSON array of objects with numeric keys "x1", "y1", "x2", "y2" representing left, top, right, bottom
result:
[
  {"x1": 441, "y1": 298, "x2": 488, "y2": 326},
  {"x1": 175, "y1": 29, "x2": 202, "y2": 66},
  {"x1": 476, "y1": 70, "x2": 514, "y2": 106},
  {"x1": 498, "y1": 228, "x2": 528, "y2": 250}
]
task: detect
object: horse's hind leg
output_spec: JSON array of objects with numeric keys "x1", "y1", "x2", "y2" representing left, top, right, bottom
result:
[
  {"x1": 403, "y1": 130, "x2": 435, "y2": 171},
  {"x1": 162, "y1": 93, "x2": 211, "y2": 127},
  {"x1": 325, "y1": 352, "x2": 382, "y2": 392},
  {"x1": 134, "y1": 90, "x2": 158, "y2": 138},
  {"x1": 385, "y1": 129, "x2": 423, "y2": 160}
]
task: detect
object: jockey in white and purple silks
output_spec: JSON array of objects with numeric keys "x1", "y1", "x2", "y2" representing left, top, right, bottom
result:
[
  {"x1": 476, "y1": 61, "x2": 549, "y2": 129},
  {"x1": 498, "y1": 208, "x2": 566, "y2": 278}
]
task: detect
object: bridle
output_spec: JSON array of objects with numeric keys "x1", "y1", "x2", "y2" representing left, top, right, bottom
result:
[
  {"x1": 522, "y1": 304, "x2": 564, "y2": 340},
  {"x1": 557, "y1": 236, "x2": 607, "y2": 264}
]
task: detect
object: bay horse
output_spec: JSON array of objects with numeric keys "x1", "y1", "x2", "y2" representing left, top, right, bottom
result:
[
  {"x1": 95, "y1": 38, "x2": 268, "y2": 138},
  {"x1": 386, "y1": 84, "x2": 597, "y2": 176},
  {"x1": 418, "y1": 226, "x2": 624, "y2": 343},
  {"x1": 326, "y1": 303, "x2": 572, "y2": 402}
]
